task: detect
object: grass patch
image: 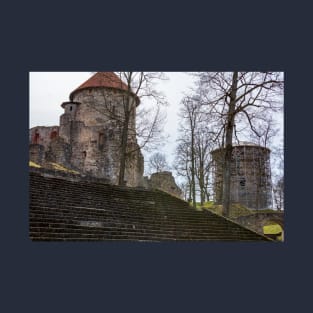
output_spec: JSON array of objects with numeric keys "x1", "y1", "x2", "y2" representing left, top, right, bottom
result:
[
  {"x1": 198, "y1": 201, "x2": 253, "y2": 218},
  {"x1": 251, "y1": 208, "x2": 277, "y2": 214}
]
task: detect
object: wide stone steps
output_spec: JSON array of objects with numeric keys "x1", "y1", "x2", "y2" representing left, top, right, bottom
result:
[{"x1": 29, "y1": 172, "x2": 270, "y2": 241}]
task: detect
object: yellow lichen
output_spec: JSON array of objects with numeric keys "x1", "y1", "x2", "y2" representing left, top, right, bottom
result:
[
  {"x1": 263, "y1": 224, "x2": 282, "y2": 234},
  {"x1": 29, "y1": 161, "x2": 41, "y2": 168},
  {"x1": 49, "y1": 162, "x2": 79, "y2": 174}
]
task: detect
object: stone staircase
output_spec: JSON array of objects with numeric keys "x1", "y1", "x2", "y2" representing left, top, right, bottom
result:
[{"x1": 29, "y1": 171, "x2": 271, "y2": 241}]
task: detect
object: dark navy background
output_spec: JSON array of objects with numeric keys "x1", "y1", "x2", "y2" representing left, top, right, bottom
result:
[{"x1": 1, "y1": 1, "x2": 311, "y2": 312}]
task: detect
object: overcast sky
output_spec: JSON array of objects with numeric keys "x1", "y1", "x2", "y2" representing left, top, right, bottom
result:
[
  {"x1": 29, "y1": 72, "x2": 284, "y2": 179},
  {"x1": 29, "y1": 72, "x2": 196, "y2": 172}
]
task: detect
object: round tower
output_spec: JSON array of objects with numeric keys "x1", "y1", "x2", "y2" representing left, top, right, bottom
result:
[
  {"x1": 59, "y1": 72, "x2": 144, "y2": 186},
  {"x1": 211, "y1": 142, "x2": 272, "y2": 210}
]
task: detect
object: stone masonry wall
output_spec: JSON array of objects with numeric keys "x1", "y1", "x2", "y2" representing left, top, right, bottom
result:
[
  {"x1": 29, "y1": 126, "x2": 59, "y2": 149},
  {"x1": 30, "y1": 86, "x2": 144, "y2": 187},
  {"x1": 148, "y1": 171, "x2": 182, "y2": 198}
]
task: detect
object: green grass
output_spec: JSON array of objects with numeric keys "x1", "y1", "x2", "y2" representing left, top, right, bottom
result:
[
  {"x1": 251, "y1": 209, "x2": 277, "y2": 214},
  {"x1": 197, "y1": 201, "x2": 253, "y2": 218}
]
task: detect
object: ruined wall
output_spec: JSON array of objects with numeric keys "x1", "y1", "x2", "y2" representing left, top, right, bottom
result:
[
  {"x1": 45, "y1": 137, "x2": 72, "y2": 166},
  {"x1": 148, "y1": 171, "x2": 182, "y2": 198},
  {"x1": 29, "y1": 126, "x2": 59, "y2": 149},
  {"x1": 29, "y1": 144, "x2": 45, "y2": 164},
  {"x1": 234, "y1": 212, "x2": 284, "y2": 235},
  {"x1": 30, "y1": 86, "x2": 144, "y2": 187},
  {"x1": 29, "y1": 126, "x2": 72, "y2": 167}
]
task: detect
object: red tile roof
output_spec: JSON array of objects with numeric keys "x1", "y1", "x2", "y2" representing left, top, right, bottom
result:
[{"x1": 69, "y1": 72, "x2": 140, "y2": 105}]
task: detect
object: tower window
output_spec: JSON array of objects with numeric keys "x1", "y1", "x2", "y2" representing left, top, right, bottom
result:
[
  {"x1": 33, "y1": 131, "x2": 40, "y2": 144},
  {"x1": 50, "y1": 130, "x2": 58, "y2": 139},
  {"x1": 82, "y1": 151, "x2": 87, "y2": 158},
  {"x1": 70, "y1": 106, "x2": 73, "y2": 111},
  {"x1": 99, "y1": 133, "x2": 104, "y2": 149}
]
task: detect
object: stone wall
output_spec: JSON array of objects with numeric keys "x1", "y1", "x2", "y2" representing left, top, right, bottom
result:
[
  {"x1": 30, "y1": 86, "x2": 144, "y2": 187},
  {"x1": 29, "y1": 144, "x2": 45, "y2": 164},
  {"x1": 145, "y1": 171, "x2": 182, "y2": 198},
  {"x1": 29, "y1": 126, "x2": 59, "y2": 148},
  {"x1": 45, "y1": 137, "x2": 72, "y2": 166},
  {"x1": 234, "y1": 212, "x2": 284, "y2": 235}
]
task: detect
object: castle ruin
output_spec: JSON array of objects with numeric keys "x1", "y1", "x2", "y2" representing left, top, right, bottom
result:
[{"x1": 29, "y1": 72, "x2": 181, "y2": 196}]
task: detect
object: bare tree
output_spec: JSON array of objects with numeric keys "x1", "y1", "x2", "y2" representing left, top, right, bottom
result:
[
  {"x1": 178, "y1": 96, "x2": 202, "y2": 209},
  {"x1": 194, "y1": 125, "x2": 215, "y2": 205},
  {"x1": 271, "y1": 141, "x2": 284, "y2": 210},
  {"x1": 273, "y1": 177, "x2": 284, "y2": 211},
  {"x1": 174, "y1": 138, "x2": 192, "y2": 203},
  {"x1": 88, "y1": 72, "x2": 168, "y2": 185},
  {"x1": 148, "y1": 152, "x2": 170, "y2": 174},
  {"x1": 176, "y1": 90, "x2": 216, "y2": 207},
  {"x1": 248, "y1": 113, "x2": 279, "y2": 148},
  {"x1": 198, "y1": 72, "x2": 284, "y2": 216},
  {"x1": 178, "y1": 181, "x2": 189, "y2": 201},
  {"x1": 115, "y1": 72, "x2": 168, "y2": 185}
]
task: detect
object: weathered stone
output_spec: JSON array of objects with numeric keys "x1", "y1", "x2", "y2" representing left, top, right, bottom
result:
[
  {"x1": 30, "y1": 72, "x2": 181, "y2": 193},
  {"x1": 211, "y1": 142, "x2": 272, "y2": 210},
  {"x1": 146, "y1": 171, "x2": 182, "y2": 198},
  {"x1": 29, "y1": 170, "x2": 271, "y2": 241},
  {"x1": 29, "y1": 72, "x2": 144, "y2": 187},
  {"x1": 234, "y1": 212, "x2": 284, "y2": 235}
]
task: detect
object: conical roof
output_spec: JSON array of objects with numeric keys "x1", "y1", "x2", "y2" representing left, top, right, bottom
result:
[{"x1": 69, "y1": 72, "x2": 140, "y2": 104}]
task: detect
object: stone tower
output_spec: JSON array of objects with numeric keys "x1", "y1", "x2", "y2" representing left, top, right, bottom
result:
[
  {"x1": 211, "y1": 142, "x2": 272, "y2": 210},
  {"x1": 30, "y1": 72, "x2": 144, "y2": 187}
]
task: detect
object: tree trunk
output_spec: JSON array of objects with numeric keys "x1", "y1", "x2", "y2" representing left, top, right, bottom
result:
[
  {"x1": 191, "y1": 128, "x2": 196, "y2": 209},
  {"x1": 222, "y1": 72, "x2": 238, "y2": 217},
  {"x1": 118, "y1": 95, "x2": 131, "y2": 186},
  {"x1": 199, "y1": 160, "x2": 205, "y2": 206}
]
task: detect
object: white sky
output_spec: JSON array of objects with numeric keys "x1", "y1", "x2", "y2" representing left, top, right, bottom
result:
[{"x1": 29, "y1": 72, "x2": 196, "y2": 172}]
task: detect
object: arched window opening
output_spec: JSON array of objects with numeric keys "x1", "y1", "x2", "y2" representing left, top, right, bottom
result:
[
  {"x1": 33, "y1": 131, "x2": 40, "y2": 144},
  {"x1": 99, "y1": 133, "x2": 105, "y2": 149},
  {"x1": 108, "y1": 129, "x2": 114, "y2": 140},
  {"x1": 50, "y1": 130, "x2": 58, "y2": 139}
]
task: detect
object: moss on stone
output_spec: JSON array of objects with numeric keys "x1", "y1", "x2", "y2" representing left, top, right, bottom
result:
[
  {"x1": 200, "y1": 202, "x2": 253, "y2": 218},
  {"x1": 263, "y1": 224, "x2": 282, "y2": 234}
]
